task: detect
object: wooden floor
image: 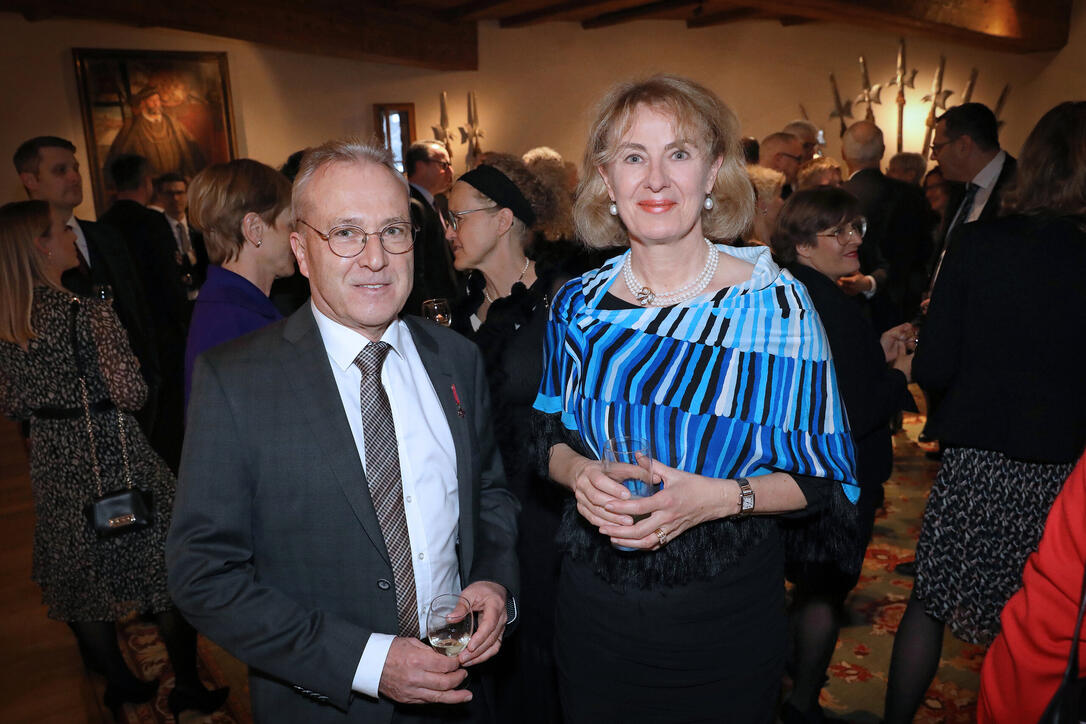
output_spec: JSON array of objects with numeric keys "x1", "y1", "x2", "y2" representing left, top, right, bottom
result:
[{"x1": 0, "y1": 418, "x2": 105, "y2": 723}]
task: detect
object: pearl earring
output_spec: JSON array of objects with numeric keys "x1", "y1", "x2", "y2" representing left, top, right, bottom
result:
[
  {"x1": 608, "y1": 201, "x2": 618, "y2": 216},
  {"x1": 703, "y1": 194, "x2": 714, "y2": 210}
]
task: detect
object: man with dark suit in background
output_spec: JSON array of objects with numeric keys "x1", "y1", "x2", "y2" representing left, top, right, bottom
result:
[
  {"x1": 12, "y1": 136, "x2": 160, "y2": 429},
  {"x1": 167, "y1": 139, "x2": 519, "y2": 723},
  {"x1": 842, "y1": 121, "x2": 934, "y2": 326},
  {"x1": 404, "y1": 140, "x2": 460, "y2": 316},
  {"x1": 926, "y1": 102, "x2": 1018, "y2": 293},
  {"x1": 150, "y1": 172, "x2": 209, "y2": 298},
  {"x1": 101, "y1": 154, "x2": 190, "y2": 471}
]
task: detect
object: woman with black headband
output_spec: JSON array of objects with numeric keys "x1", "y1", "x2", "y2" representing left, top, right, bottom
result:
[{"x1": 445, "y1": 154, "x2": 569, "y2": 723}]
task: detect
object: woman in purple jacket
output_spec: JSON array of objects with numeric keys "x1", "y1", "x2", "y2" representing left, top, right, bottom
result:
[{"x1": 183, "y1": 159, "x2": 294, "y2": 407}]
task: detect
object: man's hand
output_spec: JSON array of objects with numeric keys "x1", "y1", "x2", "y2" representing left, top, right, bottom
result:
[
  {"x1": 378, "y1": 637, "x2": 470, "y2": 705},
  {"x1": 458, "y1": 581, "x2": 508, "y2": 667},
  {"x1": 837, "y1": 272, "x2": 873, "y2": 296}
]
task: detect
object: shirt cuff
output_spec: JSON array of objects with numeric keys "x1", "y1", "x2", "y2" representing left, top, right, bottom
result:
[
  {"x1": 352, "y1": 633, "x2": 396, "y2": 699},
  {"x1": 861, "y1": 275, "x2": 878, "y2": 299}
]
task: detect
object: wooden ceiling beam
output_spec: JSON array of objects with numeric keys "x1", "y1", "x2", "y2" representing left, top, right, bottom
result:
[
  {"x1": 737, "y1": 0, "x2": 1072, "y2": 53},
  {"x1": 499, "y1": 0, "x2": 618, "y2": 28},
  {"x1": 582, "y1": 0, "x2": 702, "y2": 29},
  {"x1": 3, "y1": 0, "x2": 479, "y2": 70},
  {"x1": 685, "y1": 7, "x2": 760, "y2": 28},
  {"x1": 441, "y1": 0, "x2": 513, "y2": 22}
]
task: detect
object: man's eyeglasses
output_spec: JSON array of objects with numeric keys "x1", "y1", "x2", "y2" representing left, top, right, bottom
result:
[
  {"x1": 426, "y1": 158, "x2": 452, "y2": 171},
  {"x1": 779, "y1": 152, "x2": 803, "y2": 163},
  {"x1": 929, "y1": 139, "x2": 953, "y2": 155},
  {"x1": 297, "y1": 219, "x2": 415, "y2": 258},
  {"x1": 448, "y1": 206, "x2": 499, "y2": 232},
  {"x1": 817, "y1": 218, "x2": 867, "y2": 245}
]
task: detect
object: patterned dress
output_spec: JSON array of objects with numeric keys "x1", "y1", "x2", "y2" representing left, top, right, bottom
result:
[
  {"x1": 0, "y1": 287, "x2": 174, "y2": 621},
  {"x1": 533, "y1": 244, "x2": 859, "y2": 722}
]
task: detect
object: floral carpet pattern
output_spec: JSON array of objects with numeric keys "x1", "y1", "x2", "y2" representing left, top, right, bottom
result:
[{"x1": 817, "y1": 409, "x2": 983, "y2": 723}]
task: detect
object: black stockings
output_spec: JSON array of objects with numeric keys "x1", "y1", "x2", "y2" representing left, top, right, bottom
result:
[
  {"x1": 788, "y1": 591, "x2": 843, "y2": 713},
  {"x1": 883, "y1": 592, "x2": 945, "y2": 724},
  {"x1": 68, "y1": 609, "x2": 208, "y2": 694}
]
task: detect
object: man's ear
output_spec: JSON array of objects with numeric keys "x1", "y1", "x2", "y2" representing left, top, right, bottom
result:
[
  {"x1": 19, "y1": 172, "x2": 39, "y2": 196},
  {"x1": 290, "y1": 230, "x2": 310, "y2": 278}
]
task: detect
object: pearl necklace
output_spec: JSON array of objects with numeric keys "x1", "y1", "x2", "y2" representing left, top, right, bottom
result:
[
  {"x1": 623, "y1": 238, "x2": 718, "y2": 306},
  {"x1": 483, "y1": 257, "x2": 531, "y2": 304}
]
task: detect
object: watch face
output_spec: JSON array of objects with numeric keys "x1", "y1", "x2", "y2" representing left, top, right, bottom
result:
[{"x1": 741, "y1": 495, "x2": 754, "y2": 511}]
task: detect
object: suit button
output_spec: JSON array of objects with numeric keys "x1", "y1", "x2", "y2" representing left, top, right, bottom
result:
[{"x1": 377, "y1": 579, "x2": 391, "y2": 590}]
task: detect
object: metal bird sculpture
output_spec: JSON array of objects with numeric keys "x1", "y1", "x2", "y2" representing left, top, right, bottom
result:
[
  {"x1": 961, "y1": 68, "x2": 979, "y2": 104},
  {"x1": 854, "y1": 55, "x2": 882, "y2": 121},
  {"x1": 993, "y1": 84, "x2": 1011, "y2": 128},
  {"x1": 431, "y1": 91, "x2": 454, "y2": 160},
  {"x1": 458, "y1": 91, "x2": 485, "y2": 169},
  {"x1": 888, "y1": 37, "x2": 918, "y2": 153},
  {"x1": 828, "y1": 73, "x2": 853, "y2": 138},
  {"x1": 921, "y1": 56, "x2": 955, "y2": 160}
]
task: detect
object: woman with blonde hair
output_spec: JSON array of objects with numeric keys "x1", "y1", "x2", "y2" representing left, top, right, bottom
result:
[
  {"x1": 183, "y1": 158, "x2": 294, "y2": 406},
  {"x1": 532, "y1": 75, "x2": 859, "y2": 722},
  {"x1": 0, "y1": 200, "x2": 227, "y2": 719},
  {"x1": 743, "y1": 164, "x2": 787, "y2": 245},
  {"x1": 796, "y1": 156, "x2": 843, "y2": 190}
]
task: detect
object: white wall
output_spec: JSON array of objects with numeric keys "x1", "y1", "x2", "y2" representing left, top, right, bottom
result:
[{"x1": 1, "y1": 2, "x2": 1082, "y2": 219}]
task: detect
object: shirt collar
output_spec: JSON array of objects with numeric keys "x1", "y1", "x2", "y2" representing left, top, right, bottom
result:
[
  {"x1": 971, "y1": 150, "x2": 1007, "y2": 190},
  {"x1": 409, "y1": 181, "x2": 435, "y2": 208},
  {"x1": 311, "y1": 303, "x2": 408, "y2": 371}
]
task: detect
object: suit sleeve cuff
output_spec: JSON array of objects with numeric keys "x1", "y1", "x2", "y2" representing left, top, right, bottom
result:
[{"x1": 352, "y1": 633, "x2": 396, "y2": 699}]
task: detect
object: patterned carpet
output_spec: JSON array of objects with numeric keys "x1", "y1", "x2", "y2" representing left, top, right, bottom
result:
[
  {"x1": 110, "y1": 402, "x2": 979, "y2": 724},
  {"x1": 817, "y1": 407, "x2": 982, "y2": 723}
]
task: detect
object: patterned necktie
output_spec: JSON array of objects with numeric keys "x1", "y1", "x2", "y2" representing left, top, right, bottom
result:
[{"x1": 353, "y1": 342, "x2": 420, "y2": 638}]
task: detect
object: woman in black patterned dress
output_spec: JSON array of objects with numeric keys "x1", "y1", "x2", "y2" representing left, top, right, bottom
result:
[{"x1": 0, "y1": 200, "x2": 226, "y2": 720}]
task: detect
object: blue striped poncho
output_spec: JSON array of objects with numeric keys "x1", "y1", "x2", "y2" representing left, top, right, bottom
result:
[{"x1": 533, "y1": 243, "x2": 860, "y2": 586}]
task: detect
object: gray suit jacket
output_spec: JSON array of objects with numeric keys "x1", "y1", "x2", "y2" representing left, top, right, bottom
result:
[{"x1": 167, "y1": 304, "x2": 519, "y2": 723}]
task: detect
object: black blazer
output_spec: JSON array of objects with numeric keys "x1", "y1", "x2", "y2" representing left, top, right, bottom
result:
[
  {"x1": 405, "y1": 186, "x2": 460, "y2": 317},
  {"x1": 844, "y1": 168, "x2": 935, "y2": 322},
  {"x1": 62, "y1": 219, "x2": 159, "y2": 389},
  {"x1": 914, "y1": 214, "x2": 1086, "y2": 464},
  {"x1": 167, "y1": 306, "x2": 519, "y2": 723},
  {"x1": 789, "y1": 263, "x2": 906, "y2": 487},
  {"x1": 99, "y1": 200, "x2": 191, "y2": 342}
]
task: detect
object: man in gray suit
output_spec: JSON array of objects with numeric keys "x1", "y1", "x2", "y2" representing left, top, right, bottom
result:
[{"x1": 167, "y1": 139, "x2": 519, "y2": 722}]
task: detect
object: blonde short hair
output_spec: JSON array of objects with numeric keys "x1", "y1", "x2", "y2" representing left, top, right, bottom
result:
[
  {"x1": 0, "y1": 200, "x2": 55, "y2": 345},
  {"x1": 747, "y1": 165, "x2": 786, "y2": 203},
  {"x1": 573, "y1": 74, "x2": 754, "y2": 249},
  {"x1": 796, "y1": 157, "x2": 842, "y2": 190},
  {"x1": 188, "y1": 159, "x2": 292, "y2": 265}
]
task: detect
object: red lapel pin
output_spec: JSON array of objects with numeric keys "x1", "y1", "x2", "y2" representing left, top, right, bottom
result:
[{"x1": 450, "y1": 384, "x2": 465, "y2": 418}]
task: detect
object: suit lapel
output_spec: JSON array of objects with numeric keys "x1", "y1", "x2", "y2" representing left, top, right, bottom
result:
[
  {"x1": 403, "y1": 317, "x2": 474, "y2": 565},
  {"x1": 280, "y1": 305, "x2": 391, "y2": 564}
]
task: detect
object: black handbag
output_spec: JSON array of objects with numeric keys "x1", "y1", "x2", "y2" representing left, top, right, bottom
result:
[
  {"x1": 68, "y1": 299, "x2": 153, "y2": 538},
  {"x1": 1037, "y1": 563, "x2": 1086, "y2": 723}
]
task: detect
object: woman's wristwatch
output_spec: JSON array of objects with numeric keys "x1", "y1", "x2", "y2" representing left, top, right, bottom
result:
[{"x1": 735, "y1": 477, "x2": 755, "y2": 517}]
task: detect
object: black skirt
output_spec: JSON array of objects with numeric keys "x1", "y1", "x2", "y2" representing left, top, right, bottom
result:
[{"x1": 555, "y1": 532, "x2": 787, "y2": 724}]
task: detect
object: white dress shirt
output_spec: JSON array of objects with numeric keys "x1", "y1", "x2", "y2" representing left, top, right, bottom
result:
[
  {"x1": 67, "y1": 215, "x2": 91, "y2": 267},
  {"x1": 311, "y1": 306, "x2": 460, "y2": 699},
  {"x1": 965, "y1": 150, "x2": 1008, "y2": 223}
]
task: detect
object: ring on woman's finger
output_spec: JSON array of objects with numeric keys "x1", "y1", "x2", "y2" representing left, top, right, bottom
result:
[{"x1": 655, "y1": 527, "x2": 669, "y2": 546}]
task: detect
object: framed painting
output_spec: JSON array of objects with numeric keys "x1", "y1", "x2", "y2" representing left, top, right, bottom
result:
[{"x1": 72, "y1": 48, "x2": 238, "y2": 214}]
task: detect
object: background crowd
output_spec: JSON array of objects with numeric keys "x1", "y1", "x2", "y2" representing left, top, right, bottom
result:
[{"x1": 1, "y1": 74, "x2": 1083, "y2": 724}]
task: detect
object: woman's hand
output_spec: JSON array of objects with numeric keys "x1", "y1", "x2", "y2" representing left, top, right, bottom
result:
[
  {"x1": 598, "y1": 458, "x2": 735, "y2": 550},
  {"x1": 570, "y1": 457, "x2": 640, "y2": 528},
  {"x1": 880, "y1": 323, "x2": 915, "y2": 363}
]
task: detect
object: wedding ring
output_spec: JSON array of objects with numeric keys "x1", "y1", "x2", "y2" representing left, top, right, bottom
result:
[{"x1": 655, "y1": 527, "x2": 668, "y2": 546}]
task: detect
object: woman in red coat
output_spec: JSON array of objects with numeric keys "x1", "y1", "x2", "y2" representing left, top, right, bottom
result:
[{"x1": 978, "y1": 451, "x2": 1086, "y2": 723}]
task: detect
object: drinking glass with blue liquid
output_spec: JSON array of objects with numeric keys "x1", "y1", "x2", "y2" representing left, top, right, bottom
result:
[{"x1": 604, "y1": 436, "x2": 659, "y2": 551}]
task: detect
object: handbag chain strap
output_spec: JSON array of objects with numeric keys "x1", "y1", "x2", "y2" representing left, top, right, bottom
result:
[{"x1": 68, "y1": 298, "x2": 133, "y2": 497}]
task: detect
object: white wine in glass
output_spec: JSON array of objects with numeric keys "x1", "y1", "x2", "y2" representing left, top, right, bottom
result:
[{"x1": 427, "y1": 593, "x2": 473, "y2": 656}]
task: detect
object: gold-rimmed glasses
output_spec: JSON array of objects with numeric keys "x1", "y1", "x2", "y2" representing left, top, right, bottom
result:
[
  {"x1": 297, "y1": 219, "x2": 415, "y2": 258},
  {"x1": 816, "y1": 217, "x2": 867, "y2": 245},
  {"x1": 448, "y1": 206, "x2": 500, "y2": 232}
]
